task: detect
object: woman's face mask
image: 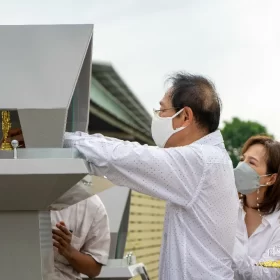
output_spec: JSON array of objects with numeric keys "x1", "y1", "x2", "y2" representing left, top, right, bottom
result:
[{"x1": 234, "y1": 162, "x2": 271, "y2": 195}]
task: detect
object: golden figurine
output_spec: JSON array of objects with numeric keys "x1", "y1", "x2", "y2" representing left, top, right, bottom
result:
[
  {"x1": 1, "y1": 111, "x2": 12, "y2": 150},
  {"x1": 255, "y1": 260, "x2": 280, "y2": 268}
]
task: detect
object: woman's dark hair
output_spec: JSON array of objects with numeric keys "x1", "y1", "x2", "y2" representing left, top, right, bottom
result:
[
  {"x1": 242, "y1": 135, "x2": 280, "y2": 215},
  {"x1": 167, "y1": 72, "x2": 221, "y2": 133}
]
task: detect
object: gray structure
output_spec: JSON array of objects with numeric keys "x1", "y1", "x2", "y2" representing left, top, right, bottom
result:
[
  {"x1": 0, "y1": 24, "x2": 93, "y2": 280},
  {"x1": 90, "y1": 63, "x2": 153, "y2": 145},
  {"x1": 0, "y1": 25, "x2": 149, "y2": 280},
  {"x1": 99, "y1": 187, "x2": 131, "y2": 259}
]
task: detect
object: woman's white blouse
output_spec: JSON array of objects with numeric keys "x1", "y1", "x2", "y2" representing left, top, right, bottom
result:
[{"x1": 233, "y1": 200, "x2": 280, "y2": 279}]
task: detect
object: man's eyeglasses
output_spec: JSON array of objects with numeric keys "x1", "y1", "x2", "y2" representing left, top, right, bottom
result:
[{"x1": 153, "y1": 107, "x2": 180, "y2": 114}]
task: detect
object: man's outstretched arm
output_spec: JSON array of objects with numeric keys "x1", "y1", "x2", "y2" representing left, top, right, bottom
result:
[{"x1": 64, "y1": 131, "x2": 203, "y2": 206}]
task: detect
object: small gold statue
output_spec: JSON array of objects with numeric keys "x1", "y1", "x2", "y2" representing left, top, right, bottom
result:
[
  {"x1": 255, "y1": 260, "x2": 280, "y2": 268},
  {"x1": 1, "y1": 111, "x2": 12, "y2": 150}
]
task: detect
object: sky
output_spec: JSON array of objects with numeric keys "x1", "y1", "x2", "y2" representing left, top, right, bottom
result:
[{"x1": 0, "y1": 0, "x2": 280, "y2": 137}]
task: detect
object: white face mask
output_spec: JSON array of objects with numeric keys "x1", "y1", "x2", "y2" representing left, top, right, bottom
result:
[{"x1": 151, "y1": 108, "x2": 187, "y2": 148}]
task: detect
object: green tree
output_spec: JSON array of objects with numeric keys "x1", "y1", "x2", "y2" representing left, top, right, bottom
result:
[{"x1": 221, "y1": 117, "x2": 273, "y2": 167}]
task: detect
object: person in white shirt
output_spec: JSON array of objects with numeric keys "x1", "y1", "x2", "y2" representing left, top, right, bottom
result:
[
  {"x1": 51, "y1": 189, "x2": 110, "y2": 280},
  {"x1": 233, "y1": 135, "x2": 280, "y2": 279},
  {"x1": 61, "y1": 73, "x2": 238, "y2": 280}
]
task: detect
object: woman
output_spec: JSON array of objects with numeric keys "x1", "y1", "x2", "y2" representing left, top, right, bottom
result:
[{"x1": 233, "y1": 135, "x2": 280, "y2": 279}]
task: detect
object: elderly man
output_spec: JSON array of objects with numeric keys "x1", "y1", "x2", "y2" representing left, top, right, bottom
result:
[
  {"x1": 63, "y1": 73, "x2": 238, "y2": 280},
  {"x1": 9, "y1": 73, "x2": 238, "y2": 279}
]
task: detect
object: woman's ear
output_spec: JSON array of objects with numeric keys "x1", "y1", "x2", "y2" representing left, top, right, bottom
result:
[{"x1": 268, "y1": 173, "x2": 277, "y2": 186}]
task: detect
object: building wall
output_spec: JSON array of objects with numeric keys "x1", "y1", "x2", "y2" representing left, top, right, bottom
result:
[{"x1": 124, "y1": 191, "x2": 166, "y2": 280}]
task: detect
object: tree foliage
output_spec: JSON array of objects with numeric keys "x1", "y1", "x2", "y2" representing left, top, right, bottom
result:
[{"x1": 221, "y1": 117, "x2": 273, "y2": 167}]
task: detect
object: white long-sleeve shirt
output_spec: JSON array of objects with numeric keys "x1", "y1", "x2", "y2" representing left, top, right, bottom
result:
[
  {"x1": 64, "y1": 130, "x2": 238, "y2": 280},
  {"x1": 233, "y1": 201, "x2": 280, "y2": 279}
]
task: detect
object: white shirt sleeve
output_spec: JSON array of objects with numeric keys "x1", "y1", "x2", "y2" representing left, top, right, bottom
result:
[
  {"x1": 80, "y1": 197, "x2": 110, "y2": 265},
  {"x1": 233, "y1": 234, "x2": 280, "y2": 279},
  {"x1": 64, "y1": 132, "x2": 203, "y2": 206}
]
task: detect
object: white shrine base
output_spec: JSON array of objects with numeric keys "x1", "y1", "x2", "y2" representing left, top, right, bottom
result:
[{"x1": 0, "y1": 211, "x2": 54, "y2": 280}]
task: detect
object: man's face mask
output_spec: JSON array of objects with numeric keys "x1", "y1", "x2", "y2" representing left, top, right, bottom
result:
[
  {"x1": 151, "y1": 108, "x2": 187, "y2": 148},
  {"x1": 234, "y1": 161, "x2": 272, "y2": 195}
]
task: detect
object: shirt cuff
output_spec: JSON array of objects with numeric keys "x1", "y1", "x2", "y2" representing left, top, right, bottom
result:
[{"x1": 63, "y1": 132, "x2": 78, "y2": 148}]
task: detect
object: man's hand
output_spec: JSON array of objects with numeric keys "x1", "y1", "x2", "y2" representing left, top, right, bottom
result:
[
  {"x1": 52, "y1": 221, "x2": 76, "y2": 260},
  {"x1": 53, "y1": 221, "x2": 103, "y2": 277}
]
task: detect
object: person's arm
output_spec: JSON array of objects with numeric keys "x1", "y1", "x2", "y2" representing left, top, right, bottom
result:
[
  {"x1": 52, "y1": 222, "x2": 102, "y2": 277},
  {"x1": 65, "y1": 249, "x2": 102, "y2": 277},
  {"x1": 64, "y1": 132, "x2": 203, "y2": 206},
  {"x1": 80, "y1": 196, "x2": 111, "y2": 268},
  {"x1": 233, "y1": 233, "x2": 280, "y2": 279}
]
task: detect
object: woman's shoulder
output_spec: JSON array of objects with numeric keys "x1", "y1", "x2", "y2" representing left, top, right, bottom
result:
[{"x1": 264, "y1": 209, "x2": 280, "y2": 229}]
